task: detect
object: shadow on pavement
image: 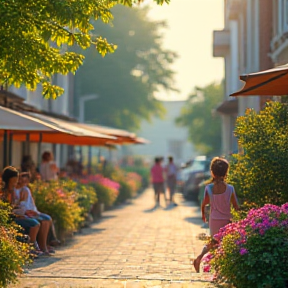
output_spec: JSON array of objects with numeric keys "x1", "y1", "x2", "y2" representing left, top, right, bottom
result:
[
  {"x1": 184, "y1": 216, "x2": 203, "y2": 225},
  {"x1": 99, "y1": 215, "x2": 116, "y2": 220},
  {"x1": 77, "y1": 227, "x2": 106, "y2": 236},
  {"x1": 143, "y1": 207, "x2": 156, "y2": 213},
  {"x1": 30, "y1": 256, "x2": 62, "y2": 269},
  {"x1": 163, "y1": 204, "x2": 178, "y2": 211}
]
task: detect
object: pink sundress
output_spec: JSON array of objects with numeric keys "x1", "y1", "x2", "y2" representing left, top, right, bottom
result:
[{"x1": 205, "y1": 183, "x2": 237, "y2": 236}]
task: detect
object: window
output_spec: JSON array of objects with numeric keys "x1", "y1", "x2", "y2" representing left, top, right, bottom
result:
[
  {"x1": 272, "y1": 0, "x2": 288, "y2": 42},
  {"x1": 285, "y1": 0, "x2": 288, "y2": 31},
  {"x1": 273, "y1": 0, "x2": 279, "y2": 36},
  {"x1": 278, "y1": 0, "x2": 288, "y2": 33}
]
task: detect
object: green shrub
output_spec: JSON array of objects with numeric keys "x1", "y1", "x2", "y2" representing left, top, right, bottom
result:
[
  {"x1": 88, "y1": 182, "x2": 117, "y2": 208},
  {"x1": 124, "y1": 166, "x2": 150, "y2": 188},
  {"x1": 228, "y1": 102, "x2": 288, "y2": 210},
  {"x1": 0, "y1": 201, "x2": 30, "y2": 288},
  {"x1": 111, "y1": 169, "x2": 142, "y2": 203},
  {"x1": 116, "y1": 180, "x2": 133, "y2": 203},
  {"x1": 31, "y1": 180, "x2": 83, "y2": 235},
  {"x1": 64, "y1": 180, "x2": 97, "y2": 219}
]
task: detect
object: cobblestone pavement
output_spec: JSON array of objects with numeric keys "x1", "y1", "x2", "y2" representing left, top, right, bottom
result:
[{"x1": 11, "y1": 188, "x2": 214, "y2": 288}]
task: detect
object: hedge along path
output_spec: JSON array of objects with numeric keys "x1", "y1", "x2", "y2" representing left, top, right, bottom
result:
[{"x1": 9, "y1": 188, "x2": 215, "y2": 288}]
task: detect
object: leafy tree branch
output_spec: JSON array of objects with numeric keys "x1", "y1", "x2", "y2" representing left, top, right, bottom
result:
[{"x1": 0, "y1": 0, "x2": 169, "y2": 98}]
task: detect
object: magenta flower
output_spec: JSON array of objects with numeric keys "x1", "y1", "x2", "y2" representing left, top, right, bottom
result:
[
  {"x1": 239, "y1": 248, "x2": 248, "y2": 255},
  {"x1": 203, "y1": 264, "x2": 211, "y2": 272}
]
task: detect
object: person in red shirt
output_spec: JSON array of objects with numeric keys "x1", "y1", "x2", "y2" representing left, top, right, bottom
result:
[{"x1": 151, "y1": 157, "x2": 165, "y2": 207}]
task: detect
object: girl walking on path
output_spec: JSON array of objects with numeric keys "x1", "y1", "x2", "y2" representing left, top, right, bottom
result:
[{"x1": 193, "y1": 157, "x2": 239, "y2": 272}]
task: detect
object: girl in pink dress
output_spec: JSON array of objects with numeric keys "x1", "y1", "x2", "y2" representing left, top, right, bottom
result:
[{"x1": 193, "y1": 157, "x2": 239, "y2": 272}]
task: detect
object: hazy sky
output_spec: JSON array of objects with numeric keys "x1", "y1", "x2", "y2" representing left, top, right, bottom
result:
[{"x1": 148, "y1": 0, "x2": 224, "y2": 100}]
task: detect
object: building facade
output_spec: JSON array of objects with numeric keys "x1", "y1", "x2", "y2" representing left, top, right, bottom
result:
[
  {"x1": 213, "y1": 0, "x2": 274, "y2": 155},
  {"x1": 270, "y1": 0, "x2": 288, "y2": 66},
  {"x1": 4, "y1": 74, "x2": 73, "y2": 170}
]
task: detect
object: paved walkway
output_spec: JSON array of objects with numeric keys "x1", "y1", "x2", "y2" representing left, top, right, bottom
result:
[{"x1": 11, "y1": 188, "x2": 214, "y2": 288}]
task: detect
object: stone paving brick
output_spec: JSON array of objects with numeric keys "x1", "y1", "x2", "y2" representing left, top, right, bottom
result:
[{"x1": 10, "y1": 188, "x2": 215, "y2": 288}]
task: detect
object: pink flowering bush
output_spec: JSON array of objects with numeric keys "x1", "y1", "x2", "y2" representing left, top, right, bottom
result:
[
  {"x1": 209, "y1": 203, "x2": 288, "y2": 288},
  {"x1": 124, "y1": 166, "x2": 150, "y2": 188},
  {"x1": 81, "y1": 174, "x2": 119, "y2": 207},
  {"x1": 111, "y1": 169, "x2": 142, "y2": 203},
  {"x1": 81, "y1": 168, "x2": 142, "y2": 206}
]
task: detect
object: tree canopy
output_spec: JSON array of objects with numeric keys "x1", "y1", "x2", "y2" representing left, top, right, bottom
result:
[
  {"x1": 74, "y1": 5, "x2": 177, "y2": 131},
  {"x1": 176, "y1": 82, "x2": 223, "y2": 155},
  {"x1": 0, "y1": 0, "x2": 169, "y2": 99}
]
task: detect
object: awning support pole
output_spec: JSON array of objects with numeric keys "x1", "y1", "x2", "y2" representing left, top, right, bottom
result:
[
  {"x1": 98, "y1": 148, "x2": 101, "y2": 163},
  {"x1": 26, "y1": 133, "x2": 30, "y2": 155},
  {"x1": 38, "y1": 133, "x2": 42, "y2": 167},
  {"x1": 108, "y1": 147, "x2": 112, "y2": 162},
  {"x1": 8, "y1": 132, "x2": 13, "y2": 165},
  {"x1": 88, "y1": 146, "x2": 92, "y2": 174},
  {"x1": 3, "y1": 130, "x2": 8, "y2": 168},
  {"x1": 79, "y1": 146, "x2": 83, "y2": 176}
]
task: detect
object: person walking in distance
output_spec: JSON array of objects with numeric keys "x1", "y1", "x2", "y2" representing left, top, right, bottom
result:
[
  {"x1": 151, "y1": 157, "x2": 165, "y2": 208},
  {"x1": 193, "y1": 157, "x2": 239, "y2": 272},
  {"x1": 166, "y1": 156, "x2": 178, "y2": 206}
]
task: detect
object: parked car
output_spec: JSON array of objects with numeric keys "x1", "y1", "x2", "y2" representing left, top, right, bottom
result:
[
  {"x1": 182, "y1": 156, "x2": 211, "y2": 201},
  {"x1": 177, "y1": 159, "x2": 194, "y2": 192}
]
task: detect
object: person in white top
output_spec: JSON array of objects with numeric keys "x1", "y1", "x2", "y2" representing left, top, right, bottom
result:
[
  {"x1": 40, "y1": 151, "x2": 59, "y2": 181},
  {"x1": 165, "y1": 156, "x2": 178, "y2": 206},
  {"x1": 17, "y1": 173, "x2": 53, "y2": 255}
]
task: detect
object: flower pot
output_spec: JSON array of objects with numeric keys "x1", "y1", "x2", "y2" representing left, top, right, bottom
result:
[{"x1": 91, "y1": 202, "x2": 105, "y2": 220}]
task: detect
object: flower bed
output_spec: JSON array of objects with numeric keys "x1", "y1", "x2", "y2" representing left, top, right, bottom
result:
[
  {"x1": 112, "y1": 170, "x2": 142, "y2": 204},
  {"x1": 123, "y1": 166, "x2": 149, "y2": 189},
  {"x1": 0, "y1": 201, "x2": 31, "y2": 288},
  {"x1": 31, "y1": 179, "x2": 97, "y2": 238},
  {"x1": 80, "y1": 174, "x2": 119, "y2": 208},
  {"x1": 81, "y1": 169, "x2": 142, "y2": 206},
  {"x1": 208, "y1": 203, "x2": 288, "y2": 288}
]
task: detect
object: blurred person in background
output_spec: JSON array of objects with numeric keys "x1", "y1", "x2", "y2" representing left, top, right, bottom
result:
[
  {"x1": 40, "y1": 151, "x2": 59, "y2": 181},
  {"x1": 151, "y1": 157, "x2": 166, "y2": 208},
  {"x1": 165, "y1": 156, "x2": 178, "y2": 206}
]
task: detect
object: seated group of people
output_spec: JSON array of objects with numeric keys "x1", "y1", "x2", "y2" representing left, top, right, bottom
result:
[{"x1": 0, "y1": 166, "x2": 60, "y2": 257}]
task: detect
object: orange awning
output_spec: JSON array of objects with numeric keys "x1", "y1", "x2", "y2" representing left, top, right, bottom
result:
[
  {"x1": 11, "y1": 133, "x2": 113, "y2": 146},
  {"x1": 230, "y1": 63, "x2": 288, "y2": 97},
  {"x1": 0, "y1": 107, "x2": 116, "y2": 146},
  {"x1": 0, "y1": 106, "x2": 148, "y2": 146},
  {"x1": 74, "y1": 123, "x2": 149, "y2": 145},
  {"x1": 0, "y1": 106, "x2": 63, "y2": 132},
  {"x1": 74, "y1": 123, "x2": 135, "y2": 143},
  {"x1": 26, "y1": 113, "x2": 116, "y2": 140}
]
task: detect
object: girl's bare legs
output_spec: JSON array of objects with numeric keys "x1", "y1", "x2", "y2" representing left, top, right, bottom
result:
[
  {"x1": 38, "y1": 220, "x2": 51, "y2": 252},
  {"x1": 193, "y1": 242, "x2": 214, "y2": 272},
  {"x1": 29, "y1": 224, "x2": 40, "y2": 243}
]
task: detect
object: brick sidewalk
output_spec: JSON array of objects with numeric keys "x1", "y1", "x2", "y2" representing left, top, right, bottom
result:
[{"x1": 11, "y1": 188, "x2": 214, "y2": 288}]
